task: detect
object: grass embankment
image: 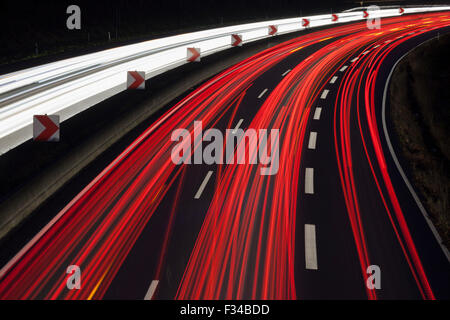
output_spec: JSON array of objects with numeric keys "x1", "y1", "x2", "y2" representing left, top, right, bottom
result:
[{"x1": 390, "y1": 33, "x2": 450, "y2": 249}]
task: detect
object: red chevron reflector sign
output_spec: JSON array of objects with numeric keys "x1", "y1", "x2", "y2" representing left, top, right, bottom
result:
[
  {"x1": 127, "y1": 71, "x2": 145, "y2": 90},
  {"x1": 231, "y1": 34, "x2": 242, "y2": 46},
  {"x1": 302, "y1": 18, "x2": 310, "y2": 27},
  {"x1": 187, "y1": 47, "x2": 201, "y2": 62},
  {"x1": 363, "y1": 10, "x2": 369, "y2": 18},
  {"x1": 399, "y1": 8, "x2": 404, "y2": 14},
  {"x1": 33, "y1": 115, "x2": 60, "y2": 142},
  {"x1": 332, "y1": 14, "x2": 338, "y2": 22},
  {"x1": 268, "y1": 25, "x2": 277, "y2": 36}
]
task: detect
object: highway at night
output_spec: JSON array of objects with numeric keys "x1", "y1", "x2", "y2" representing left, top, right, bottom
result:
[{"x1": 0, "y1": 7, "x2": 449, "y2": 303}]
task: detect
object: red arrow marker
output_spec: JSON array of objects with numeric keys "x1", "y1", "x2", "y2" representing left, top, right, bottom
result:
[
  {"x1": 363, "y1": 10, "x2": 369, "y2": 18},
  {"x1": 332, "y1": 14, "x2": 338, "y2": 22},
  {"x1": 127, "y1": 71, "x2": 145, "y2": 90},
  {"x1": 399, "y1": 8, "x2": 404, "y2": 14},
  {"x1": 231, "y1": 34, "x2": 242, "y2": 46},
  {"x1": 187, "y1": 47, "x2": 201, "y2": 62},
  {"x1": 33, "y1": 115, "x2": 60, "y2": 142},
  {"x1": 268, "y1": 25, "x2": 277, "y2": 35},
  {"x1": 302, "y1": 18, "x2": 310, "y2": 27}
]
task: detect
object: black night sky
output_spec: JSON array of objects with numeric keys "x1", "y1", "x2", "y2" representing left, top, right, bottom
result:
[{"x1": 0, "y1": 0, "x2": 447, "y2": 63}]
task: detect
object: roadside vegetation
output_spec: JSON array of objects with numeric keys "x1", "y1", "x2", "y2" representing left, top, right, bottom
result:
[{"x1": 390, "y1": 32, "x2": 450, "y2": 249}]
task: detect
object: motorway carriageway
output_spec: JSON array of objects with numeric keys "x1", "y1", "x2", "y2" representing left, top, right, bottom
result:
[{"x1": 0, "y1": 11, "x2": 449, "y2": 299}]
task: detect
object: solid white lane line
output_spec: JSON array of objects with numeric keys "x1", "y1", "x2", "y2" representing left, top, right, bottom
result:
[
  {"x1": 381, "y1": 44, "x2": 450, "y2": 262},
  {"x1": 144, "y1": 280, "x2": 159, "y2": 300},
  {"x1": 232, "y1": 119, "x2": 244, "y2": 134},
  {"x1": 282, "y1": 69, "x2": 291, "y2": 76},
  {"x1": 305, "y1": 168, "x2": 314, "y2": 194},
  {"x1": 258, "y1": 88, "x2": 268, "y2": 98},
  {"x1": 350, "y1": 57, "x2": 359, "y2": 63},
  {"x1": 340, "y1": 65, "x2": 348, "y2": 72},
  {"x1": 320, "y1": 89, "x2": 329, "y2": 99},
  {"x1": 313, "y1": 107, "x2": 322, "y2": 120},
  {"x1": 308, "y1": 132, "x2": 317, "y2": 150},
  {"x1": 305, "y1": 224, "x2": 318, "y2": 270},
  {"x1": 330, "y1": 76, "x2": 338, "y2": 84},
  {"x1": 194, "y1": 171, "x2": 213, "y2": 199}
]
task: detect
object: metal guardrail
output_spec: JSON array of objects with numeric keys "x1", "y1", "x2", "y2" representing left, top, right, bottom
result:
[{"x1": 0, "y1": 6, "x2": 449, "y2": 155}]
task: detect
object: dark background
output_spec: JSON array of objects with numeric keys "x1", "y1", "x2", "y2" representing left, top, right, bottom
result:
[{"x1": 0, "y1": 0, "x2": 447, "y2": 64}]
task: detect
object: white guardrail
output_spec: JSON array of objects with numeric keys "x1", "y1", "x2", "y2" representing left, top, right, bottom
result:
[{"x1": 0, "y1": 6, "x2": 449, "y2": 155}]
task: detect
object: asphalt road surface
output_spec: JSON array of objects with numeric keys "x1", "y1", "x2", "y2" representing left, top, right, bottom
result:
[{"x1": 0, "y1": 12, "x2": 449, "y2": 300}]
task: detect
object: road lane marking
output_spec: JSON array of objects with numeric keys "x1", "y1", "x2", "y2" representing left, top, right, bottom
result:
[
  {"x1": 194, "y1": 171, "x2": 213, "y2": 199},
  {"x1": 282, "y1": 69, "x2": 291, "y2": 76},
  {"x1": 305, "y1": 168, "x2": 314, "y2": 194},
  {"x1": 258, "y1": 88, "x2": 268, "y2": 98},
  {"x1": 320, "y1": 89, "x2": 329, "y2": 99},
  {"x1": 373, "y1": 44, "x2": 380, "y2": 48},
  {"x1": 362, "y1": 50, "x2": 370, "y2": 55},
  {"x1": 144, "y1": 280, "x2": 159, "y2": 300},
  {"x1": 330, "y1": 76, "x2": 338, "y2": 84},
  {"x1": 308, "y1": 132, "x2": 317, "y2": 150},
  {"x1": 340, "y1": 65, "x2": 348, "y2": 72},
  {"x1": 313, "y1": 107, "x2": 322, "y2": 120},
  {"x1": 381, "y1": 45, "x2": 450, "y2": 262},
  {"x1": 350, "y1": 57, "x2": 359, "y2": 63},
  {"x1": 305, "y1": 224, "x2": 318, "y2": 270},
  {"x1": 232, "y1": 119, "x2": 244, "y2": 134}
]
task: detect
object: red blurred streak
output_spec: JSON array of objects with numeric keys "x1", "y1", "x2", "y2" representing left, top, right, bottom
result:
[{"x1": 0, "y1": 12, "x2": 448, "y2": 300}]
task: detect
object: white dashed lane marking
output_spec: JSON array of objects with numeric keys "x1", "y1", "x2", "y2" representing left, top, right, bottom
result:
[
  {"x1": 144, "y1": 280, "x2": 159, "y2": 300},
  {"x1": 320, "y1": 89, "x2": 329, "y2": 100},
  {"x1": 194, "y1": 171, "x2": 214, "y2": 199},
  {"x1": 258, "y1": 88, "x2": 268, "y2": 98},
  {"x1": 308, "y1": 132, "x2": 317, "y2": 150},
  {"x1": 282, "y1": 69, "x2": 291, "y2": 76},
  {"x1": 305, "y1": 224, "x2": 318, "y2": 270},
  {"x1": 305, "y1": 168, "x2": 314, "y2": 194},
  {"x1": 313, "y1": 107, "x2": 322, "y2": 120}
]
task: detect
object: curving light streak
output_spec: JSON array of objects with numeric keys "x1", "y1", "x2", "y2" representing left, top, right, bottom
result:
[
  {"x1": 0, "y1": 12, "x2": 449, "y2": 300},
  {"x1": 0, "y1": 7, "x2": 449, "y2": 155}
]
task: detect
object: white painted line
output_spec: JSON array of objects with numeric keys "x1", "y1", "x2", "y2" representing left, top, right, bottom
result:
[
  {"x1": 385, "y1": 40, "x2": 392, "y2": 43},
  {"x1": 362, "y1": 50, "x2": 370, "y2": 55},
  {"x1": 340, "y1": 65, "x2": 348, "y2": 72},
  {"x1": 232, "y1": 119, "x2": 244, "y2": 134},
  {"x1": 258, "y1": 88, "x2": 268, "y2": 99},
  {"x1": 144, "y1": 280, "x2": 159, "y2": 300},
  {"x1": 305, "y1": 224, "x2": 318, "y2": 270},
  {"x1": 320, "y1": 89, "x2": 329, "y2": 100},
  {"x1": 373, "y1": 44, "x2": 380, "y2": 48},
  {"x1": 313, "y1": 107, "x2": 322, "y2": 120},
  {"x1": 305, "y1": 168, "x2": 314, "y2": 194},
  {"x1": 350, "y1": 57, "x2": 359, "y2": 63},
  {"x1": 194, "y1": 171, "x2": 214, "y2": 199},
  {"x1": 308, "y1": 132, "x2": 317, "y2": 150},
  {"x1": 330, "y1": 76, "x2": 338, "y2": 84},
  {"x1": 381, "y1": 42, "x2": 450, "y2": 262},
  {"x1": 282, "y1": 69, "x2": 291, "y2": 76}
]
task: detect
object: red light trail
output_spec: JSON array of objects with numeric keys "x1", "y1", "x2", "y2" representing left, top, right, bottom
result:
[{"x1": 0, "y1": 12, "x2": 449, "y2": 300}]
